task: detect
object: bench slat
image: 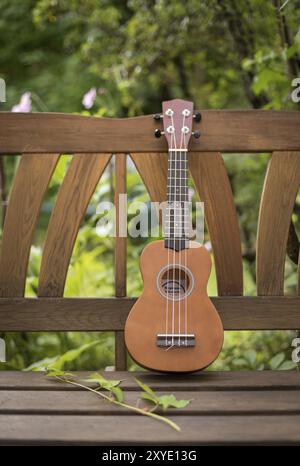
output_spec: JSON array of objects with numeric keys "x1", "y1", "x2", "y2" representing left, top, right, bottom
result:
[
  {"x1": 0, "y1": 154, "x2": 60, "y2": 297},
  {"x1": 114, "y1": 154, "x2": 127, "y2": 370},
  {"x1": 1, "y1": 371, "x2": 299, "y2": 391},
  {"x1": 1, "y1": 111, "x2": 300, "y2": 153},
  {"x1": 1, "y1": 389, "x2": 300, "y2": 415},
  {"x1": 257, "y1": 151, "x2": 300, "y2": 295},
  {"x1": 1, "y1": 413, "x2": 300, "y2": 444},
  {"x1": 0, "y1": 296, "x2": 299, "y2": 330},
  {"x1": 38, "y1": 153, "x2": 111, "y2": 297},
  {"x1": 190, "y1": 152, "x2": 243, "y2": 296}
]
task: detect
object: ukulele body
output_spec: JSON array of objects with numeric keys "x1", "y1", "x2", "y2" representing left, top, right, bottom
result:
[{"x1": 124, "y1": 240, "x2": 224, "y2": 373}]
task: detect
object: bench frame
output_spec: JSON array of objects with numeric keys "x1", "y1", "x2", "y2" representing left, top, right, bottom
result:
[{"x1": 0, "y1": 109, "x2": 300, "y2": 371}]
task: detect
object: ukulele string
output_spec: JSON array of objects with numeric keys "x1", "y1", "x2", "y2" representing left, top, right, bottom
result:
[
  {"x1": 178, "y1": 113, "x2": 186, "y2": 343},
  {"x1": 170, "y1": 111, "x2": 177, "y2": 348},
  {"x1": 183, "y1": 129, "x2": 188, "y2": 347},
  {"x1": 165, "y1": 128, "x2": 175, "y2": 347}
]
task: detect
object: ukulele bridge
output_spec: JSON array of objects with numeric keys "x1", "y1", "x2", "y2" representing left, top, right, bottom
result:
[{"x1": 156, "y1": 334, "x2": 195, "y2": 348}]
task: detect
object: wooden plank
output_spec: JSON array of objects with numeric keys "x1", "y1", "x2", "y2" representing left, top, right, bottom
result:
[
  {"x1": 0, "y1": 154, "x2": 59, "y2": 297},
  {"x1": 114, "y1": 154, "x2": 127, "y2": 370},
  {"x1": 1, "y1": 370, "x2": 300, "y2": 391},
  {"x1": 38, "y1": 153, "x2": 111, "y2": 297},
  {"x1": 257, "y1": 152, "x2": 300, "y2": 295},
  {"x1": 1, "y1": 414, "x2": 300, "y2": 444},
  {"x1": 1, "y1": 111, "x2": 300, "y2": 154},
  {"x1": 189, "y1": 152, "x2": 243, "y2": 295},
  {"x1": 0, "y1": 296, "x2": 300, "y2": 330},
  {"x1": 130, "y1": 153, "x2": 167, "y2": 203},
  {"x1": 1, "y1": 389, "x2": 300, "y2": 415}
]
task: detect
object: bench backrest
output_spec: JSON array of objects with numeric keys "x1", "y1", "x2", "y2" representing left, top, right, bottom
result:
[{"x1": 0, "y1": 110, "x2": 300, "y2": 369}]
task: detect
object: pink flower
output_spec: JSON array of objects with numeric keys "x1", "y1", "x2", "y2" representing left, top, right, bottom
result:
[
  {"x1": 11, "y1": 92, "x2": 32, "y2": 112},
  {"x1": 82, "y1": 87, "x2": 97, "y2": 109}
]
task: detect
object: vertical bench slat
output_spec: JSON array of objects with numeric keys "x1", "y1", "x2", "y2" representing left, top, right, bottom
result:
[
  {"x1": 257, "y1": 151, "x2": 300, "y2": 296},
  {"x1": 130, "y1": 153, "x2": 167, "y2": 203},
  {"x1": 38, "y1": 153, "x2": 111, "y2": 297},
  {"x1": 189, "y1": 152, "x2": 243, "y2": 296},
  {"x1": 0, "y1": 154, "x2": 60, "y2": 297},
  {"x1": 115, "y1": 154, "x2": 127, "y2": 370}
]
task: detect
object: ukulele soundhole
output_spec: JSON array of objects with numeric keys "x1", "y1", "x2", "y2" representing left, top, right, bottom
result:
[{"x1": 157, "y1": 265, "x2": 194, "y2": 301}]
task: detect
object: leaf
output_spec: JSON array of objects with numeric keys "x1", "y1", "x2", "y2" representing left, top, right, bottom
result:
[
  {"x1": 84, "y1": 372, "x2": 124, "y2": 402},
  {"x1": 135, "y1": 378, "x2": 159, "y2": 401},
  {"x1": 279, "y1": 360, "x2": 297, "y2": 371},
  {"x1": 157, "y1": 394, "x2": 191, "y2": 411},
  {"x1": 136, "y1": 379, "x2": 191, "y2": 411},
  {"x1": 110, "y1": 386, "x2": 124, "y2": 403},
  {"x1": 269, "y1": 352, "x2": 285, "y2": 370},
  {"x1": 48, "y1": 341, "x2": 101, "y2": 371},
  {"x1": 140, "y1": 392, "x2": 158, "y2": 404}
]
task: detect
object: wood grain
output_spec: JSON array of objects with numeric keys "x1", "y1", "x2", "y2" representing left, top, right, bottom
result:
[
  {"x1": 257, "y1": 151, "x2": 300, "y2": 295},
  {"x1": 1, "y1": 111, "x2": 300, "y2": 154},
  {"x1": 130, "y1": 152, "x2": 167, "y2": 202},
  {"x1": 0, "y1": 296, "x2": 300, "y2": 330},
  {"x1": 38, "y1": 153, "x2": 111, "y2": 297},
  {"x1": 189, "y1": 152, "x2": 243, "y2": 296},
  {"x1": 115, "y1": 154, "x2": 127, "y2": 370},
  {"x1": 1, "y1": 370, "x2": 300, "y2": 391},
  {"x1": 1, "y1": 414, "x2": 300, "y2": 445},
  {"x1": 0, "y1": 154, "x2": 59, "y2": 297},
  {"x1": 1, "y1": 389, "x2": 300, "y2": 415}
]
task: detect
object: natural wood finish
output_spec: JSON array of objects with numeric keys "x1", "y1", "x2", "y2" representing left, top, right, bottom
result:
[
  {"x1": 38, "y1": 153, "x2": 111, "y2": 297},
  {"x1": 2, "y1": 389, "x2": 300, "y2": 415},
  {"x1": 115, "y1": 154, "x2": 127, "y2": 370},
  {"x1": 0, "y1": 154, "x2": 59, "y2": 297},
  {"x1": 1, "y1": 111, "x2": 300, "y2": 154},
  {"x1": 189, "y1": 152, "x2": 243, "y2": 296},
  {"x1": 2, "y1": 370, "x2": 300, "y2": 391},
  {"x1": 125, "y1": 241, "x2": 223, "y2": 372},
  {"x1": 130, "y1": 152, "x2": 167, "y2": 202},
  {"x1": 0, "y1": 296, "x2": 300, "y2": 330},
  {"x1": 1, "y1": 414, "x2": 300, "y2": 445},
  {"x1": 257, "y1": 151, "x2": 300, "y2": 295}
]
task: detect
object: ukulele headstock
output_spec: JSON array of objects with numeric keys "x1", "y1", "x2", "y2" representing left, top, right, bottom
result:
[{"x1": 154, "y1": 99, "x2": 201, "y2": 149}]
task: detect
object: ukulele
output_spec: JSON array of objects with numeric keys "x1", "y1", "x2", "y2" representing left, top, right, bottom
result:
[{"x1": 125, "y1": 99, "x2": 224, "y2": 373}]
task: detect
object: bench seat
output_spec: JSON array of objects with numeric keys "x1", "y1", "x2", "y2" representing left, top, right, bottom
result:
[{"x1": 0, "y1": 370, "x2": 299, "y2": 445}]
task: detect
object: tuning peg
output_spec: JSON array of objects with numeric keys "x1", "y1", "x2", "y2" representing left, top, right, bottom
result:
[
  {"x1": 154, "y1": 129, "x2": 164, "y2": 138},
  {"x1": 153, "y1": 113, "x2": 163, "y2": 121},
  {"x1": 193, "y1": 112, "x2": 202, "y2": 122},
  {"x1": 192, "y1": 130, "x2": 201, "y2": 139}
]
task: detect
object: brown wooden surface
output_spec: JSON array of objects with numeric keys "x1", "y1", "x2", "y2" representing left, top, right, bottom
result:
[
  {"x1": 0, "y1": 371, "x2": 300, "y2": 445},
  {"x1": 189, "y1": 152, "x2": 243, "y2": 296},
  {"x1": 1, "y1": 111, "x2": 300, "y2": 154},
  {"x1": 130, "y1": 152, "x2": 167, "y2": 203},
  {"x1": 2, "y1": 370, "x2": 300, "y2": 391},
  {"x1": 0, "y1": 154, "x2": 59, "y2": 297},
  {"x1": 38, "y1": 153, "x2": 111, "y2": 297},
  {"x1": 0, "y1": 296, "x2": 300, "y2": 330},
  {"x1": 114, "y1": 154, "x2": 127, "y2": 370},
  {"x1": 125, "y1": 241, "x2": 224, "y2": 372},
  {"x1": 257, "y1": 151, "x2": 300, "y2": 295}
]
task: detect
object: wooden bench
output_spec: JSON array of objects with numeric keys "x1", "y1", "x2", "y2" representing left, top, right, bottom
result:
[{"x1": 0, "y1": 110, "x2": 300, "y2": 445}]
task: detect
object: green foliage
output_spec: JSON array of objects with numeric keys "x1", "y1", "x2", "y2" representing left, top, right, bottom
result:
[
  {"x1": 0, "y1": 0, "x2": 299, "y2": 373},
  {"x1": 135, "y1": 378, "x2": 191, "y2": 410},
  {"x1": 84, "y1": 372, "x2": 124, "y2": 402}
]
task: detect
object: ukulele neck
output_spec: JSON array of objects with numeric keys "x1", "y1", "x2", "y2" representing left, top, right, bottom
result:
[{"x1": 164, "y1": 148, "x2": 190, "y2": 251}]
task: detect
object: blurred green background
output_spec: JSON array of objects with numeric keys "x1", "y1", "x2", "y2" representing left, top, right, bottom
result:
[{"x1": 0, "y1": 0, "x2": 299, "y2": 372}]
